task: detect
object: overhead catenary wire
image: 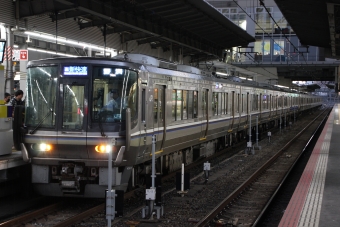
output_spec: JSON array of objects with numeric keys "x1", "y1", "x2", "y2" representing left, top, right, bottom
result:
[
  {"x1": 258, "y1": 0, "x2": 308, "y2": 64},
  {"x1": 232, "y1": 0, "x2": 304, "y2": 65},
  {"x1": 242, "y1": 53, "x2": 278, "y2": 78}
]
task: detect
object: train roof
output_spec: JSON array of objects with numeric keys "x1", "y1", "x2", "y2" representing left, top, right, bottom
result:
[{"x1": 27, "y1": 55, "x2": 311, "y2": 95}]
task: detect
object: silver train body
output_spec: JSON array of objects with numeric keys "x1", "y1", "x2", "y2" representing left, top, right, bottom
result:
[{"x1": 20, "y1": 55, "x2": 322, "y2": 197}]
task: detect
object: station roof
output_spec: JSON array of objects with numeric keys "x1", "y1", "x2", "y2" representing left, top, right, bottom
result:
[
  {"x1": 17, "y1": 0, "x2": 255, "y2": 60},
  {"x1": 274, "y1": 0, "x2": 340, "y2": 58},
  {"x1": 233, "y1": 61, "x2": 338, "y2": 81}
]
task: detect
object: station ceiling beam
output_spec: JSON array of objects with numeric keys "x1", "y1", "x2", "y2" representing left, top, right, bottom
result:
[{"x1": 17, "y1": 0, "x2": 255, "y2": 58}]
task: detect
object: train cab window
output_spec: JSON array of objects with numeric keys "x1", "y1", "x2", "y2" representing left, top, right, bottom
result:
[
  {"x1": 62, "y1": 85, "x2": 84, "y2": 130},
  {"x1": 26, "y1": 66, "x2": 58, "y2": 128},
  {"x1": 92, "y1": 67, "x2": 137, "y2": 125}
]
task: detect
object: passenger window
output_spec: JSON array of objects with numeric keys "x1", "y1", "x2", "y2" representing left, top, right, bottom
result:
[
  {"x1": 172, "y1": 90, "x2": 176, "y2": 121},
  {"x1": 231, "y1": 92, "x2": 235, "y2": 115},
  {"x1": 142, "y1": 89, "x2": 145, "y2": 121},
  {"x1": 225, "y1": 93, "x2": 228, "y2": 114},
  {"x1": 183, "y1": 90, "x2": 188, "y2": 120},
  {"x1": 219, "y1": 93, "x2": 223, "y2": 115},
  {"x1": 212, "y1": 92, "x2": 218, "y2": 116},
  {"x1": 154, "y1": 88, "x2": 158, "y2": 124},
  {"x1": 193, "y1": 91, "x2": 198, "y2": 118},
  {"x1": 176, "y1": 90, "x2": 182, "y2": 120},
  {"x1": 188, "y1": 91, "x2": 193, "y2": 119},
  {"x1": 236, "y1": 94, "x2": 240, "y2": 113},
  {"x1": 202, "y1": 90, "x2": 207, "y2": 117},
  {"x1": 262, "y1": 94, "x2": 267, "y2": 109}
]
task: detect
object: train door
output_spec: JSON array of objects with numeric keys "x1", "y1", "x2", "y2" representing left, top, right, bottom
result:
[
  {"x1": 57, "y1": 78, "x2": 89, "y2": 158},
  {"x1": 200, "y1": 89, "x2": 209, "y2": 139},
  {"x1": 153, "y1": 85, "x2": 166, "y2": 152}
]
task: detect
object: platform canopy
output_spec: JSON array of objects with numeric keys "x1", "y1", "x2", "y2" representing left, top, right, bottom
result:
[
  {"x1": 274, "y1": 0, "x2": 340, "y2": 58},
  {"x1": 16, "y1": 0, "x2": 255, "y2": 60}
]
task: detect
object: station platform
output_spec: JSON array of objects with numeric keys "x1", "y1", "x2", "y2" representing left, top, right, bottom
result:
[
  {"x1": 279, "y1": 104, "x2": 340, "y2": 227},
  {"x1": 0, "y1": 150, "x2": 26, "y2": 173}
]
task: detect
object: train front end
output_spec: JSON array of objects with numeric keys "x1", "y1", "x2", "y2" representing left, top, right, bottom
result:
[{"x1": 17, "y1": 58, "x2": 139, "y2": 197}]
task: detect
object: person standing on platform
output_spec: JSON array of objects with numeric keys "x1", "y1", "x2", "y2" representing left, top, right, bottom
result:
[
  {"x1": 9, "y1": 90, "x2": 24, "y2": 117},
  {"x1": 4, "y1": 92, "x2": 10, "y2": 104}
]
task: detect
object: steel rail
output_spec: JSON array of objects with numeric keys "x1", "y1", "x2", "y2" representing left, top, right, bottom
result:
[
  {"x1": 0, "y1": 202, "x2": 64, "y2": 227},
  {"x1": 252, "y1": 108, "x2": 331, "y2": 226},
  {"x1": 195, "y1": 109, "x2": 327, "y2": 227},
  {"x1": 53, "y1": 204, "x2": 105, "y2": 227}
]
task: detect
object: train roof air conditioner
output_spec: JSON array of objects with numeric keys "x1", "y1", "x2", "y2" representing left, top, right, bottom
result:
[
  {"x1": 177, "y1": 65, "x2": 201, "y2": 75},
  {"x1": 114, "y1": 54, "x2": 160, "y2": 67}
]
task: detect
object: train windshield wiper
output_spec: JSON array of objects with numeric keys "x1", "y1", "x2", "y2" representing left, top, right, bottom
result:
[{"x1": 29, "y1": 107, "x2": 53, "y2": 134}]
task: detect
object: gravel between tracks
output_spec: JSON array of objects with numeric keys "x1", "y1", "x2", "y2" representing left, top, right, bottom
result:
[{"x1": 74, "y1": 108, "x2": 326, "y2": 227}]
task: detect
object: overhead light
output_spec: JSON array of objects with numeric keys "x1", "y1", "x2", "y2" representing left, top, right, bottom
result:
[
  {"x1": 27, "y1": 47, "x2": 77, "y2": 57},
  {"x1": 13, "y1": 44, "x2": 19, "y2": 48},
  {"x1": 216, "y1": 72, "x2": 229, "y2": 76},
  {"x1": 25, "y1": 31, "x2": 116, "y2": 53},
  {"x1": 274, "y1": 84, "x2": 289, "y2": 89}
]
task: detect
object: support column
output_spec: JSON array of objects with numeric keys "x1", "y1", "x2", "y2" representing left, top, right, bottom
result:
[{"x1": 5, "y1": 26, "x2": 14, "y2": 94}]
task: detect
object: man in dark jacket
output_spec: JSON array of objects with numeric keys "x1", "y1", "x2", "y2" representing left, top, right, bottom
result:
[{"x1": 9, "y1": 90, "x2": 24, "y2": 117}]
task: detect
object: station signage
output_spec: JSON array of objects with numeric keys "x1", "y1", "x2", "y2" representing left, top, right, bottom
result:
[{"x1": 12, "y1": 49, "x2": 28, "y2": 61}]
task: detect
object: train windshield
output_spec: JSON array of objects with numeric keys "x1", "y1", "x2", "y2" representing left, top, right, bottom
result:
[
  {"x1": 92, "y1": 67, "x2": 138, "y2": 123},
  {"x1": 25, "y1": 66, "x2": 58, "y2": 128}
]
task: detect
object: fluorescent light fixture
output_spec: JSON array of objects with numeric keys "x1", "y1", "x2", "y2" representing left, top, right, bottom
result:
[
  {"x1": 239, "y1": 77, "x2": 247, "y2": 80},
  {"x1": 25, "y1": 31, "x2": 115, "y2": 53},
  {"x1": 13, "y1": 45, "x2": 19, "y2": 48},
  {"x1": 274, "y1": 84, "x2": 289, "y2": 89},
  {"x1": 216, "y1": 72, "x2": 229, "y2": 76},
  {"x1": 27, "y1": 47, "x2": 77, "y2": 57}
]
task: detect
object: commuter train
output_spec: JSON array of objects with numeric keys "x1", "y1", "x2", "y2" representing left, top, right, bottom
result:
[{"x1": 14, "y1": 54, "x2": 322, "y2": 197}]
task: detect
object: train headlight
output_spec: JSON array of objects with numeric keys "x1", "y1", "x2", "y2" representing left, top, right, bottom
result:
[
  {"x1": 95, "y1": 145, "x2": 112, "y2": 153},
  {"x1": 39, "y1": 143, "x2": 52, "y2": 152}
]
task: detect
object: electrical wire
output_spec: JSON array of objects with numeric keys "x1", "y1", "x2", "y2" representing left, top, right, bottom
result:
[
  {"x1": 242, "y1": 52, "x2": 278, "y2": 78},
  {"x1": 232, "y1": 0, "x2": 302, "y2": 64},
  {"x1": 258, "y1": 0, "x2": 308, "y2": 63}
]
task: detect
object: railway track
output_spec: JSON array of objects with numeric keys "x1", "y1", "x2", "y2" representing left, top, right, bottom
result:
[
  {"x1": 195, "y1": 108, "x2": 330, "y2": 226},
  {"x1": 0, "y1": 108, "x2": 326, "y2": 227}
]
